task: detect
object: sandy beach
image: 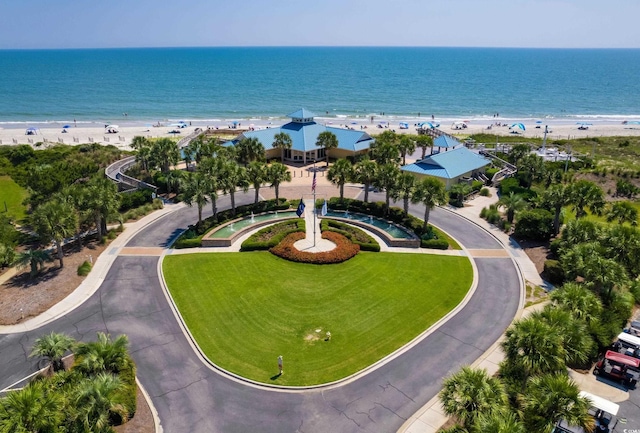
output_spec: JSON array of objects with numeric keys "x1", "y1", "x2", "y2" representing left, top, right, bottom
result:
[{"x1": 2, "y1": 116, "x2": 640, "y2": 151}]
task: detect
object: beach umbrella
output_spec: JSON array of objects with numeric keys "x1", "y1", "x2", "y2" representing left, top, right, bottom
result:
[
  {"x1": 510, "y1": 123, "x2": 526, "y2": 131},
  {"x1": 535, "y1": 120, "x2": 543, "y2": 124},
  {"x1": 62, "y1": 124, "x2": 70, "y2": 129},
  {"x1": 576, "y1": 122, "x2": 592, "y2": 126}
]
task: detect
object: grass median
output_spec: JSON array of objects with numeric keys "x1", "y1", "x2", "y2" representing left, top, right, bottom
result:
[{"x1": 163, "y1": 251, "x2": 472, "y2": 386}]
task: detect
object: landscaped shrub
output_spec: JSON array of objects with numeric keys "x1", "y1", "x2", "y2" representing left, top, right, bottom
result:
[
  {"x1": 479, "y1": 187, "x2": 491, "y2": 197},
  {"x1": 485, "y1": 167, "x2": 500, "y2": 180},
  {"x1": 174, "y1": 238, "x2": 202, "y2": 249},
  {"x1": 543, "y1": 259, "x2": 564, "y2": 285},
  {"x1": 118, "y1": 189, "x2": 153, "y2": 213},
  {"x1": 77, "y1": 260, "x2": 92, "y2": 276},
  {"x1": 270, "y1": 231, "x2": 359, "y2": 264},
  {"x1": 241, "y1": 220, "x2": 305, "y2": 251},
  {"x1": 471, "y1": 180, "x2": 484, "y2": 192},
  {"x1": 321, "y1": 219, "x2": 380, "y2": 252},
  {"x1": 481, "y1": 204, "x2": 502, "y2": 225},
  {"x1": 421, "y1": 238, "x2": 449, "y2": 250},
  {"x1": 513, "y1": 208, "x2": 554, "y2": 241}
]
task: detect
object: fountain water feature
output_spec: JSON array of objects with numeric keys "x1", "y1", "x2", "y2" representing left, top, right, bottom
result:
[
  {"x1": 228, "y1": 223, "x2": 235, "y2": 232},
  {"x1": 209, "y1": 211, "x2": 297, "y2": 239},
  {"x1": 250, "y1": 212, "x2": 255, "y2": 223},
  {"x1": 325, "y1": 211, "x2": 414, "y2": 239}
]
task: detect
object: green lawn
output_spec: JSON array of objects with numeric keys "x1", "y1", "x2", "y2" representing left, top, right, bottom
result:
[
  {"x1": 0, "y1": 176, "x2": 28, "y2": 222},
  {"x1": 163, "y1": 251, "x2": 472, "y2": 386}
]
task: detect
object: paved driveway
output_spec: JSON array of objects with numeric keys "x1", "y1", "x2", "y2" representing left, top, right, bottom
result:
[{"x1": 0, "y1": 192, "x2": 521, "y2": 432}]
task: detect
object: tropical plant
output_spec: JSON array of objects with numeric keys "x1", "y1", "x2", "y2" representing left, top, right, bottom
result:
[
  {"x1": 541, "y1": 183, "x2": 571, "y2": 236},
  {"x1": 272, "y1": 132, "x2": 293, "y2": 163},
  {"x1": 567, "y1": 180, "x2": 605, "y2": 219},
  {"x1": 235, "y1": 137, "x2": 265, "y2": 165},
  {"x1": 606, "y1": 200, "x2": 638, "y2": 225},
  {"x1": 416, "y1": 135, "x2": 433, "y2": 159},
  {"x1": 473, "y1": 409, "x2": 526, "y2": 433},
  {"x1": 449, "y1": 182, "x2": 472, "y2": 207},
  {"x1": 150, "y1": 137, "x2": 180, "y2": 173},
  {"x1": 497, "y1": 192, "x2": 527, "y2": 224},
  {"x1": 75, "y1": 332, "x2": 132, "y2": 375},
  {"x1": 267, "y1": 162, "x2": 292, "y2": 202},
  {"x1": 83, "y1": 176, "x2": 121, "y2": 241},
  {"x1": 0, "y1": 242, "x2": 15, "y2": 268},
  {"x1": 14, "y1": 248, "x2": 52, "y2": 278},
  {"x1": 392, "y1": 172, "x2": 417, "y2": 215},
  {"x1": 550, "y1": 282, "x2": 603, "y2": 325},
  {"x1": 247, "y1": 161, "x2": 267, "y2": 204},
  {"x1": 73, "y1": 373, "x2": 128, "y2": 433},
  {"x1": 30, "y1": 332, "x2": 76, "y2": 373},
  {"x1": 516, "y1": 153, "x2": 545, "y2": 188},
  {"x1": 182, "y1": 172, "x2": 210, "y2": 225},
  {"x1": 327, "y1": 158, "x2": 353, "y2": 201},
  {"x1": 353, "y1": 158, "x2": 378, "y2": 203},
  {"x1": 373, "y1": 163, "x2": 401, "y2": 213},
  {"x1": 31, "y1": 198, "x2": 78, "y2": 267},
  {"x1": 439, "y1": 366, "x2": 508, "y2": 429},
  {"x1": 397, "y1": 135, "x2": 416, "y2": 166},
  {"x1": 411, "y1": 177, "x2": 447, "y2": 230},
  {"x1": 0, "y1": 381, "x2": 64, "y2": 433},
  {"x1": 218, "y1": 161, "x2": 249, "y2": 215},
  {"x1": 316, "y1": 131, "x2": 339, "y2": 166},
  {"x1": 522, "y1": 374, "x2": 593, "y2": 433}
]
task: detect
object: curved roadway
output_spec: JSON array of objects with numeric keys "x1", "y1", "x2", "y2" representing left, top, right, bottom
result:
[{"x1": 0, "y1": 191, "x2": 521, "y2": 433}]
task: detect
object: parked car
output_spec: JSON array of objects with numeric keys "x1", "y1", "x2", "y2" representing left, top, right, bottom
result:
[
  {"x1": 553, "y1": 391, "x2": 619, "y2": 433},
  {"x1": 626, "y1": 320, "x2": 640, "y2": 337},
  {"x1": 593, "y1": 350, "x2": 640, "y2": 388},
  {"x1": 612, "y1": 332, "x2": 640, "y2": 359}
]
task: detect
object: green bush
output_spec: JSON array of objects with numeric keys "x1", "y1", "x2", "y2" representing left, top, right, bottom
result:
[
  {"x1": 513, "y1": 208, "x2": 554, "y2": 241},
  {"x1": 118, "y1": 189, "x2": 153, "y2": 213},
  {"x1": 543, "y1": 259, "x2": 564, "y2": 285},
  {"x1": 321, "y1": 219, "x2": 380, "y2": 252},
  {"x1": 471, "y1": 180, "x2": 484, "y2": 192},
  {"x1": 174, "y1": 238, "x2": 202, "y2": 249},
  {"x1": 241, "y1": 220, "x2": 305, "y2": 251},
  {"x1": 113, "y1": 357, "x2": 137, "y2": 424},
  {"x1": 485, "y1": 167, "x2": 500, "y2": 180},
  {"x1": 479, "y1": 187, "x2": 491, "y2": 197},
  {"x1": 421, "y1": 238, "x2": 449, "y2": 250},
  {"x1": 499, "y1": 177, "x2": 520, "y2": 195},
  {"x1": 77, "y1": 261, "x2": 92, "y2": 276}
]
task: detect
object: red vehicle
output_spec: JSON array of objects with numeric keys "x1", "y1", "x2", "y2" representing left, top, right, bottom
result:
[{"x1": 593, "y1": 350, "x2": 640, "y2": 387}]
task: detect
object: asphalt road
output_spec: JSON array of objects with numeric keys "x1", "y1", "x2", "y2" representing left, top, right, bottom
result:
[{"x1": 0, "y1": 191, "x2": 522, "y2": 432}]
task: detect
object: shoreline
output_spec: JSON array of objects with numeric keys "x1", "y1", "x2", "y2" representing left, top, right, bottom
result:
[{"x1": 2, "y1": 115, "x2": 640, "y2": 151}]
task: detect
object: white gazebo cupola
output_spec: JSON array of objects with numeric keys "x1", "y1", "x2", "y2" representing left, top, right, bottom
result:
[{"x1": 288, "y1": 108, "x2": 317, "y2": 124}]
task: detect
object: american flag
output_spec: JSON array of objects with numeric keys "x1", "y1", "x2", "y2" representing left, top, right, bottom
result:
[{"x1": 312, "y1": 170, "x2": 317, "y2": 192}]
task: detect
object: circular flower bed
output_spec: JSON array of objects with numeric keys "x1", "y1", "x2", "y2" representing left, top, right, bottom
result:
[{"x1": 270, "y1": 231, "x2": 360, "y2": 264}]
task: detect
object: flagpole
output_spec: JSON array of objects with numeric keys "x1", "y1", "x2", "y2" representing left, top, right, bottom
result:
[{"x1": 313, "y1": 162, "x2": 317, "y2": 247}]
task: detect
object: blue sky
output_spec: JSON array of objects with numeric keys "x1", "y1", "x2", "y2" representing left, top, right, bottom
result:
[{"x1": 1, "y1": 0, "x2": 639, "y2": 49}]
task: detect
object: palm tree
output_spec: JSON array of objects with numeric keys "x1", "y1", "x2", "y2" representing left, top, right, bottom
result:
[
  {"x1": 416, "y1": 135, "x2": 433, "y2": 159},
  {"x1": 267, "y1": 162, "x2": 292, "y2": 202},
  {"x1": 522, "y1": 374, "x2": 593, "y2": 433},
  {"x1": 218, "y1": 161, "x2": 249, "y2": 215},
  {"x1": 73, "y1": 373, "x2": 128, "y2": 433},
  {"x1": 199, "y1": 156, "x2": 222, "y2": 220},
  {"x1": 517, "y1": 154, "x2": 545, "y2": 188},
  {"x1": 247, "y1": 161, "x2": 268, "y2": 204},
  {"x1": 31, "y1": 198, "x2": 78, "y2": 268},
  {"x1": 473, "y1": 409, "x2": 526, "y2": 433},
  {"x1": 501, "y1": 316, "x2": 566, "y2": 379},
  {"x1": 165, "y1": 169, "x2": 186, "y2": 196},
  {"x1": 236, "y1": 137, "x2": 264, "y2": 165},
  {"x1": 541, "y1": 183, "x2": 570, "y2": 236},
  {"x1": 13, "y1": 248, "x2": 51, "y2": 278},
  {"x1": 0, "y1": 242, "x2": 15, "y2": 269},
  {"x1": 411, "y1": 177, "x2": 447, "y2": 230},
  {"x1": 567, "y1": 179, "x2": 605, "y2": 219},
  {"x1": 353, "y1": 158, "x2": 378, "y2": 203},
  {"x1": 30, "y1": 332, "x2": 76, "y2": 373},
  {"x1": 550, "y1": 282, "x2": 603, "y2": 325},
  {"x1": 530, "y1": 305, "x2": 595, "y2": 366},
  {"x1": 327, "y1": 158, "x2": 353, "y2": 201},
  {"x1": 151, "y1": 137, "x2": 180, "y2": 173},
  {"x1": 272, "y1": 132, "x2": 293, "y2": 163},
  {"x1": 449, "y1": 182, "x2": 472, "y2": 207},
  {"x1": 0, "y1": 381, "x2": 64, "y2": 433},
  {"x1": 607, "y1": 200, "x2": 638, "y2": 225},
  {"x1": 182, "y1": 172, "x2": 210, "y2": 225},
  {"x1": 316, "y1": 131, "x2": 339, "y2": 166},
  {"x1": 374, "y1": 163, "x2": 401, "y2": 214},
  {"x1": 439, "y1": 366, "x2": 508, "y2": 429},
  {"x1": 498, "y1": 192, "x2": 527, "y2": 224},
  {"x1": 370, "y1": 141, "x2": 400, "y2": 166},
  {"x1": 397, "y1": 135, "x2": 416, "y2": 166},
  {"x1": 75, "y1": 332, "x2": 131, "y2": 375},
  {"x1": 392, "y1": 172, "x2": 417, "y2": 215},
  {"x1": 130, "y1": 135, "x2": 149, "y2": 151},
  {"x1": 84, "y1": 176, "x2": 121, "y2": 241}
]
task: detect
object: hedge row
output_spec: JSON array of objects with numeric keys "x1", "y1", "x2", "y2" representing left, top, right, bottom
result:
[
  {"x1": 240, "y1": 220, "x2": 306, "y2": 251},
  {"x1": 321, "y1": 219, "x2": 380, "y2": 252},
  {"x1": 270, "y1": 231, "x2": 360, "y2": 264},
  {"x1": 420, "y1": 238, "x2": 449, "y2": 250}
]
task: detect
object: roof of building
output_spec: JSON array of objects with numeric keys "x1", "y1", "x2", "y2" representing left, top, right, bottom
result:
[
  {"x1": 224, "y1": 109, "x2": 374, "y2": 153},
  {"x1": 287, "y1": 108, "x2": 317, "y2": 119},
  {"x1": 401, "y1": 146, "x2": 490, "y2": 179},
  {"x1": 434, "y1": 135, "x2": 462, "y2": 149}
]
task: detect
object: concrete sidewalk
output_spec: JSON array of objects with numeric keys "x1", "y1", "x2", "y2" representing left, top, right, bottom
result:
[{"x1": 0, "y1": 202, "x2": 185, "y2": 334}]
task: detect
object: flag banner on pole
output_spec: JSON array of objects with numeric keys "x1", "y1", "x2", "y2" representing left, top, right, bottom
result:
[
  {"x1": 321, "y1": 199, "x2": 327, "y2": 216},
  {"x1": 296, "y1": 198, "x2": 305, "y2": 217},
  {"x1": 312, "y1": 170, "x2": 317, "y2": 192}
]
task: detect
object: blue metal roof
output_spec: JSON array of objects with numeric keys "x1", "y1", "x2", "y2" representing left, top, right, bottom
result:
[
  {"x1": 223, "y1": 120, "x2": 374, "y2": 153},
  {"x1": 434, "y1": 135, "x2": 462, "y2": 149},
  {"x1": 287, "y1": 108, "x2": 316, "y2": 119},
  {"x1": 401, "y1": 147, "x2": 490, "y2": 179}
]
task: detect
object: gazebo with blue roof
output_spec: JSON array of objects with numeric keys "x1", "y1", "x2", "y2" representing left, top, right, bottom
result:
[{"x1": 224, "y1": 109, "x2": 375, "y2": 164}]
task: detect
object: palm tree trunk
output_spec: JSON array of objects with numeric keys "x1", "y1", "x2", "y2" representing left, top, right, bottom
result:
[
  {"x1": 423, "y1": 206, "x2": 431, "y2": 231},
  {"x1": 364, "y1": 183, "x2": 369, "y2": 203},
  {"x1": 385, "y1": 191, "x2": 391, "y2": 215},
  {"x1": 275, "y1": 184, "x2": 280, "y2": 202},
  {"x1": 197, "y1": 205, "x2": 203, "y2": 225},
  {"x1": 95, "y1": 215, "x2": 102, "y2": 241},
  {"x1": 339, "y1": 184, "x2": 344, "y2": 200},
  {"x1": 230, "y1": 191, "x2": 236, "y2": 216},
  {"x1": 211, "y1": 197, "x2": 218, "y2": 221},
  {"x1": 55, "y1": 240, "x2": 64, "y2": 267},
  {"x1": 553, "y1": 206, "x2": 561, "y2": 236},
  {"x1": 254, "y1": 186, "x2": 260, "y2": 204},
  {"x1": 404, "y1": 197, "x2": 409, "y2": 215}
]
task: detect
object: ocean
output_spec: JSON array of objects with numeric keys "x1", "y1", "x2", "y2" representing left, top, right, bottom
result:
[{"x1": 1, "y1": 47, "x2": 639, "y2": 126}]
